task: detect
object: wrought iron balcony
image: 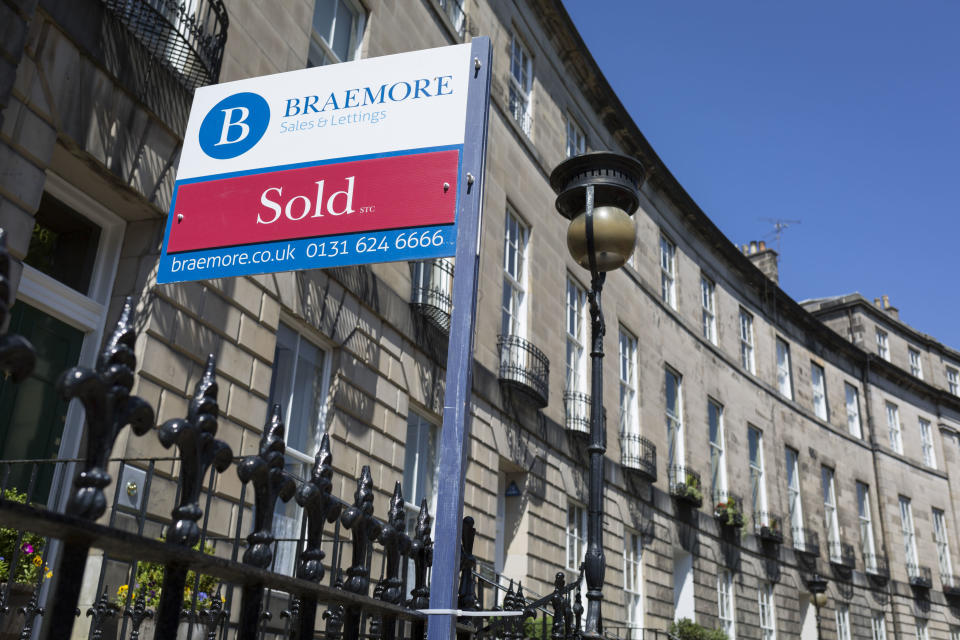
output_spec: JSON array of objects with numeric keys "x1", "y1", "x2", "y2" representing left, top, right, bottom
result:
[
  {"x1": 563, "y1": 391, "x2": 590, "y2": 435},
  {"x1": 907, "y1": 564, "x2": 933, "y2": 589},
  {"x1": 791, "y1": 527, "x2": 820, "y2": 558},
  {"x1": 864, "y1": 553, "x2": 889, "y2": 584},
  {"x1": 713, "y1": 493, "x2": 744, "y2": 529},
  {"x1": 943, "y1": 574, "x2": 960, "y2": 598},
  {"x1": 410, "y1": 258, "x2": 454, "y2": 333},
  {"x1": 668, "y1": 465, "x2": 702, "y2": 508},
  {"x1": 620, "y1": 434, "x2": 656, "y2": 482},
  {"x1": 828, "y1": 541, "x2": 856, "y2": 568},
  {"x1": 497, "y1": 334, "x2": 549, "y2": 408},
  {"x1": 753, "y1": 512, "x2": 784, "y2": 544},
  {"x1": 102, "y1": 0, "x2": 228, "y2": 90}
]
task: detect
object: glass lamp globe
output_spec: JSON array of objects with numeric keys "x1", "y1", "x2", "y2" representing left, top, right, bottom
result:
[{"x1": 565, "y1": 205, "x2": 637, "y2": 272}]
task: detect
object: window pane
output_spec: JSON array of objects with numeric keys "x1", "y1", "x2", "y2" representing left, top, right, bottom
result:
[
  {"x1": 312, "y1": 0, "x2": 336, "y2": 42},
  {"x1": 25, "y1": 193, "x2": 101, "y2": 295},
  {"x1": 331, "y1": 0, "x2": 355, "y2": 61}
]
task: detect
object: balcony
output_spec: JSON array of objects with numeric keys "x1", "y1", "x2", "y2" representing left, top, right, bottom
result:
[
  {"x1": 828, "y1": 541, "x2": 856, "y2": 569},
  {"x1": 753, "y1": 512, "x2": 784, "y2": 544},
  {"x1": 620, "y1": 434, "x2": 656, "y2": 482},
  {"x1": 713, "y1": 493, "x2": 744, "y2": 529},
  {"x1": 102, "y1": 0, "x2": 228, "y2": 91},
  {"x1": 943, "y1": 574, "x2": 960, "y2": 599},
  {"x1": 668, "y1": 466, "x2": 703, "y2": 508},
  {"x1": 864, "y1": 553, "x2": 890, "y2": 585},
  {"x1": 563, "y1": 391, "x2": 590, "y2": 435},
  {"x1": 497, "y1": 334, "x2": 549, "y2": 408},
  {"x1": 907, "y1": 564, "x2": 933, "y2": 589},
  {"x1": 791, "y1": 527, "x2": 820, "y2": 558},
  {"x1": 410, "y1": 258, "x2": 454, "y2": 333}
]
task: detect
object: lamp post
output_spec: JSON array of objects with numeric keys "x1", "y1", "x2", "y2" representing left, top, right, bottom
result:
[
  {"x1": 550, "y1": 152, "x2": 645, "y2": 638},
  {"x1": 806, "y1": 573, "x2": 828, "y2": 640}
]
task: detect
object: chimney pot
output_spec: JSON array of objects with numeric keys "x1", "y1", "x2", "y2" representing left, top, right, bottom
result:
[
  {"x1": 882, "y1": 294, "x2": 890, "y2": 309},
  {"x1": 759, "y1": 240, "x2": 766, "y2": 251},
  {"x1": 874, "y1": 298, "x2": 882, "y2": 307},
  {"x1": 750, "y1": 241, "x2": 757, "y2": 254}
]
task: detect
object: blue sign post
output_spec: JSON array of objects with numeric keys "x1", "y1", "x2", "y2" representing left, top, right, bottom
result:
[{"x1": 426, "y1": 36, "x2": 492, "y2": 640}]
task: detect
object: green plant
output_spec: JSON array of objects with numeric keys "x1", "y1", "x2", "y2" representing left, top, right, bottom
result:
[
  {"x1": 0, "y1": 488, "x2": 51, "y2": 585},
  {"x1": 115, "y1": 539, "x2": 222, "y2": 611},
  {"x1": 669, "y1": 617, "x2": 728, "y2": 640},
  {"x1": 713, "y1": 498, "x2": 743, "y2": 528},
  {"x1": 523, "y1": 613, "x2": 554, "y2": 640}
]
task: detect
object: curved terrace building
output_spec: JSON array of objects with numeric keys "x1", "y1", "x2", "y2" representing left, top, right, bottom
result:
[{"x1": 1, "y1": 0, "x2": 958, "y2": 638}]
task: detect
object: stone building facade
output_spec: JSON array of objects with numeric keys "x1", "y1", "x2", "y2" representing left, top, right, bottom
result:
[{"x1": 1, "y1": 0, "x2": 959, "y2": 639}]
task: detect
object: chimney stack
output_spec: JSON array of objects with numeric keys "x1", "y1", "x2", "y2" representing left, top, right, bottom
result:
[
  {"x1": 880, "y1": 294, "x2": 899, "y2": 320},
  {"x1": 741, "y1": 239, "x2": 779, "y2": 284}
]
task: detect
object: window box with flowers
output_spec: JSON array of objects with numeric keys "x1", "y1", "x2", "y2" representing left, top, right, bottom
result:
[{"x1": 714, "y1": 496, "x2": 744, "y2": 529}]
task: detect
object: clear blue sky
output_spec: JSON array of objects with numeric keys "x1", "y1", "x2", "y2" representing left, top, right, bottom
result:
[{"x1": 565, "y1": 2, "x2": 960, "y2": 350}]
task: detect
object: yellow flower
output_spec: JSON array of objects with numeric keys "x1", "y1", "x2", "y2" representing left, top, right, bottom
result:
[
  {"x1": 45, "y1": 571, "x2": 53, "y2": 579},
  {"x1": 117, "y1": 585, "x2": 129, "y2": 599},
  {"x1": 32, "y1": 556, "x2": 42, "y2": 567}
]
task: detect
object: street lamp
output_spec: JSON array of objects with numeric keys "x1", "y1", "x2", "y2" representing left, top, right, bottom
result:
[
  {"x1": 550, "y1": 152, "x2": 645, "y2": 638},
  {"x1": 806, "y1": 573, "x2": 829, "y2": 640}
]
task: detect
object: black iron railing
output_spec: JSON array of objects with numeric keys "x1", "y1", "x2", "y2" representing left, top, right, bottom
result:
[
  {"x1": 907, "y1": 564, "x2": 932, "y2": 589},
  {"x1": 943, "y1": 574, "x2": 960, "y2": 597},
  {"x1": 791, "y1": 527, "x2": 820, "y2": 557},
  {"x1": 864, "y1": 553, "x2": 889, "y2": 581},
  {"x1": 437, "y1": 0, "x2": 465, "y2": 38},
  {"x1": 620, "y1": 434, "x2": 656, "y2": 482},
  {"x1": 563, "y1": 391, "x2": 590, "y2": 435},
  {"x1": 101, "y1": 0, "x2": 228, "y2": 90},
  {"x1": 410, "y1": 258, "x2": 454, "y2": 333},
  {"x1": 497, "y1": 334, "x2": 549, "y2": 408},
  {"x1": 828, "y1": 541, "x2": 856, "y2": 568},
  {"x1": 753, "y1": 512, "x2": 784, "y2": 544},
  {"x1": 667, "y1": 466, "x2": 702, "y2": 508}
]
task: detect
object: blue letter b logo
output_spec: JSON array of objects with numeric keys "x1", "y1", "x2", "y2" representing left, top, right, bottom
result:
[{"x1": 199, "y1": 92, "x2": 270, "y2": 159}]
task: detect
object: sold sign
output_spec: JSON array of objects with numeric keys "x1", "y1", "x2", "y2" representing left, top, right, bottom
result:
[{"x1": 158, "y1": 44, "x2": 474, "y2": 284}]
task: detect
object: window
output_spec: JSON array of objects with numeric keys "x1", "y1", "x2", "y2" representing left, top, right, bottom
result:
[
  {"x1": 821, "y1": 466, "x2": 841, "y2": 561},
  {"x1": 786, "y1": 447, "x2": 805, "y2": 544},
  {"x1": 776, "y1": 338, "x2": 793, "y2": 399},
  {"x1": 501, "y1": 209, "x2": 528, "y2": 338},
  {"x1": 951, "y1": 627, "x2": 960, "y2": 640},
  {"x1": 666, "y1": 368, "x2": 685, "y2": 482},
  {"x1": 916, "y1": 620, "x2": 929, "y2": 640},
  {"x1": 565, "y1": 277, "x2": 587, "y2": 394},
  {"x1": 717, "y1": 569, "x2": 735, "y2": 639},
  {"x1": 900, "y1": 496, "x2": 919, "y2": 572},
  {"x1": 933, "y1": 508, "x2": 954, "y2": 578},
  {"x1": 619, "y1": 328, "x2": 639, "y2": 437},
  {"x1": 886, "y1": 402, "x2": 902, "y2": 454},
  {"x1": 857, "y1": 482, "x2": 878, "y2": 571},
  {"x1": 624, "y1": 532, "x2": 643, "y2": 637},
  {"x1": 835, "y1": 604, "x2": 851, "y2": 640},
  {"x1": 811, "y1": 362, "x2": 828, "y2": 420},
  {"x1": 308, "y1": 0, "x2": 365, "y2": 66},
  {"x1": 845, "y1": 383, "x2": 862, "y2": 438},
  {"x1": 758, "y1": 582, "x2": 776, "y2": 640},
  {"x1": 739, "y1": 309, "x2": 755, "y2": 374},
  {"x1": 700, "y1": 275, "x2": 717, "y2": 344},
  {"x1": 708, "y1": 399, "x2": 727, "y2": 503},
  {"x1": 267, "y1": 323, "x2": 331, "y2": 574},
  {"x1": 659, "y1": 234, "x2": 676, "y2": 309},
  {"x1": 565, "y1": 115, "x2": 586, "y2": 157},
  {"x1": 909, "y1": 348, "x2": 923, "y2": 378},
  {"x1": 509, "y1": 34, "x2": 533, "y2": 135},
  {"x1": 948, "y1": 367, "x2": 959, "y2": 396},
  {"x1": 749, "y1": 427, "x2": 768, "y2": 521},
  {"x1": 403, "y1": 412, "x2": 439, "y2": 525},
  {"x1": 566, "y1": 503, "x2": 586, "y2": 571},
  {"x1": 871, "y1": 612, "x2": 887, "y2": 640},
  {"x1": 876, "y1": 328, "x2": 889, "y2": 361},
  {"x1": 919, "y1": 418, "x2": 936, "y2": 468}
]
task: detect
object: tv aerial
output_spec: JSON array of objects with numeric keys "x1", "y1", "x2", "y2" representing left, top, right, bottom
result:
[{"x1": 761, "y1": 218, "x2": 801, "y2": 254}]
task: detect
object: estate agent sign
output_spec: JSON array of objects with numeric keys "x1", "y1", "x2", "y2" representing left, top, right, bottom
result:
[{"x1": 158, "y1": 43, "x2": 478, "y2": 283}]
